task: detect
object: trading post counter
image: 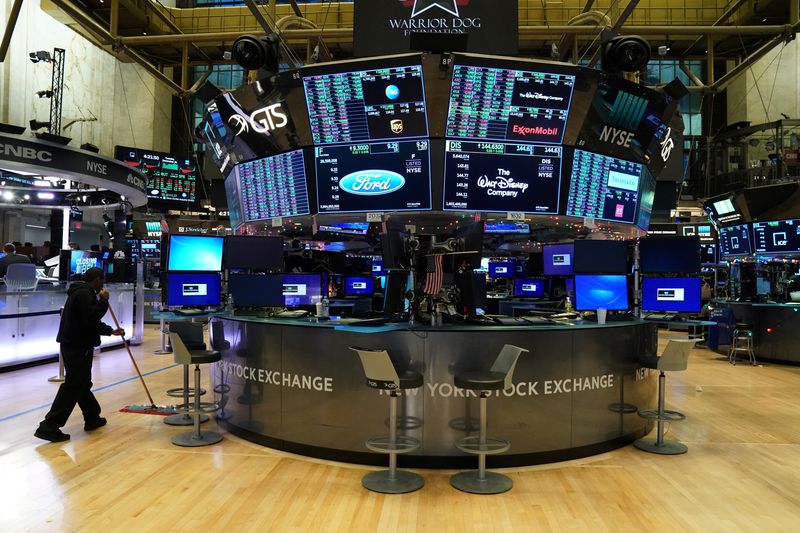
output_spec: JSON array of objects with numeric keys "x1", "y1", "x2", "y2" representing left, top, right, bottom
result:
[
  {"x1": 713, "y1": 300, "x2": 800, "y2": 364},
  {"x1": 210, "y1": 316, "x2": 659, "y2": 467}
]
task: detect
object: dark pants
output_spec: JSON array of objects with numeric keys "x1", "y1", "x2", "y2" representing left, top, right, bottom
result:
[{"x1": 40, "y1": 345, "x2": 101, "y2": 430}]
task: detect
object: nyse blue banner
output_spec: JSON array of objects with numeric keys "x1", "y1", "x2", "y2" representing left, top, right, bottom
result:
[{"x1": 354, "y1": 0, "x2": 518, "y2": 57}]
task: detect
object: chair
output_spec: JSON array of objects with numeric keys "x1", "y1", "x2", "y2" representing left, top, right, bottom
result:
[
  {"x1": 4, "y1": 263, "x2": 38, "y2": 291},
  {"x1": 164, "y1": 322, "x2": 210, "y2": 426},
  {"x1": 169, "y1": 331, "x2": 223, "y2": 447},
  {"x1": 634, "y1": 339, "x2": 696, "y2": 455},
  {"x1": 451, "y1": 344, "x2": 528, "y2": 495},
  {"x1": 729, "y1": 323, "x2": 756, "y2": 366},
  {"x1": 349, "y1": 346, "x2": 424, "y2": 494}
]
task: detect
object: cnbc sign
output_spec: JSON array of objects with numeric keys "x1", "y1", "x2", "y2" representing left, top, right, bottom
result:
[{"x1": 354, "y1": 0, "x2": 517, "y2": 56}]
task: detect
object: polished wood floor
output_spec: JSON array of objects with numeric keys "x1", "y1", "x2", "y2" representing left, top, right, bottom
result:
[{"x1": 1, "y1": 326, "x2": 799, "y2": 532}]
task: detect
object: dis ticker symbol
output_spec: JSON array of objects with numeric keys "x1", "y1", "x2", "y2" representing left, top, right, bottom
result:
[{"x1": 385, "y1": 85, "x2": 400, "y2": 100}]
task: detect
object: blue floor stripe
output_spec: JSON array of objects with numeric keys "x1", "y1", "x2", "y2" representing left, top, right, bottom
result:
[{"x1": 0, "y1": 363, "x2": 179, "y2": 424}]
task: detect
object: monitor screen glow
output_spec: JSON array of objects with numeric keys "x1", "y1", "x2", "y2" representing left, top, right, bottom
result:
[
  {"x1": 167, "y1": 235, "x2": 224, "y2": 272},
  {"x1": 488, "y1": 261, "x2": 514, "y2": 278},
  {"x1": 543, "y1": 244, "x2": 574, "y2": 275},
  {"x1": 641, "y1": 277, "x2": 701, "y2": 313},
  {"x1": 345, "y1": 276, "x2": 375, "y2": 296},
  {"x1": 574, "y1": 275, "x2": 629, "y2": 311},
  {"x1": 514, "y1": 279, "x2": 545, "y2": 297},
  {"x1": 167, "y1": 272, "x2": 221, "y2": 307},
  {"x1": 282, "y1": 274, "x2": 323, "y2": 306}
]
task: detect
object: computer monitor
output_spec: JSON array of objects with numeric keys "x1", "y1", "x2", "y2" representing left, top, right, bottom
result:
[
  {"x1": 381, "y1": 229, "x2": 409, "y2": 270},
  {"x1": 454, "y1": 221, "x2": 484, "y2": 269},
  {"x1": 700, "y1": 243, "x2": 717, "y2": 265},
  {"x1": 282, "y1": 273, "x2": 323, "y2": 307},
  {"x1": 345, "y1": 276, "x2": 375, "y2": 296},
  {"x1": 167, "y1": 235, "x2": 224, "y2": 271},
  {"x1": 574, "y1": 275, "x2": 629, "y2": 311},
  {"x1": 488, "y1": 261, "x2": 514, "y2": 278},
  {"x1": 543, "y1": 244, "x2": 574, "y2": 275},
  {"x1": 371, "y1": 258, "x2": 385, "y2": 277},
  {"x1": 59, "y1": 250, "x2": 103, "y2": 281},
  {"x1": 514, "y1": 279, "x2": 545, "y2": 298},
  {"x1": 228, "y1": 273, "x2": 283, "y2": 307},
  {"x1": 383, "y1": 270, "x2": 409, "y2": 317},
  {"x1": 573, "y1": 240, "x2": 628, "y2": 274},
  {"x1": 458, "y1": 271, "x2": 487, "y2": 314},
  {"x1": 639, "y1": 236, "x2": 701, "y2": 274},
  {"x1": 225, "y1": 235, "x2": 283, "y2": 271},
  {"x1": 641, "y1": 277, "x2": 701, "y2": 313},
  {"x1": 166, "y1": 272, "x2": 222, "y2": 307}
]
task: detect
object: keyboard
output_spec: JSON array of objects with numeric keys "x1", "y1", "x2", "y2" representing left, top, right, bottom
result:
[
  {"x1": 487, "y1": 315, "x2": 530, "y2": 326},
  {"x1": 175, "y1": 309, "x2": 205, "y2": 316},
  {"x1": 550, "y1": 312, "x2": 580, "y2": 320},
  {"x1": 645, "y1": 313, "x2": 677, "y2": 321}
]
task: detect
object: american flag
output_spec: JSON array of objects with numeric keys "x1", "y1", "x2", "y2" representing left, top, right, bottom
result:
[{"x1": 422, "y1": 254, "x2": 444, "y2": 295}]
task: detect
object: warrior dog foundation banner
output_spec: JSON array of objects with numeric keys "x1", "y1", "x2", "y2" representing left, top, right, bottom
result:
[{"x1": 354, "y1": 0, "x2": 519, "y2": 56}]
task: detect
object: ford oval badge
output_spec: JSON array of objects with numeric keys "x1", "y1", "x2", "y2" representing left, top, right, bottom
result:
[{"x1": 339, "y1": 170, "x2": 405, "y2": 196}]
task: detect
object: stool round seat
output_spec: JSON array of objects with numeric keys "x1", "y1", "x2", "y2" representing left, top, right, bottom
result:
[
  {"x1": 455, "y1": 370, "x2": 506, "y2": 391},
  {"x1": 735, "y1": 322, "x2": 752, "y2": 329},
  {"x1": 189, "y1": 350, "x2": 221, "y2": 365}
]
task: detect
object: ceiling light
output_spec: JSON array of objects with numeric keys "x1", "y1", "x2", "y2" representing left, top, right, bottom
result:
[
  {"x1": 2, "y1": 191, "x2": 14, "y2": 200},
  {"x1": 23, "y1": 194, "x2": 30, "y2": 200},
  {"x1": 33, "y1": 180, "x2": 51, "y2": 187},
  {"x1": 37, "y1": 192, "x2": 55, "y2": 200}
]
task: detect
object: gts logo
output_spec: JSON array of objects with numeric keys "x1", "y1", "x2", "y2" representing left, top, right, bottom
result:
[{"x1": 228, "y1": 103, "x2": 288, "y2": 136}]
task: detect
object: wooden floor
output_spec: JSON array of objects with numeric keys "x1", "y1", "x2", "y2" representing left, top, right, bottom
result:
[{"x1": 2, "y1": 326, "x2": 800, "y2": 532}]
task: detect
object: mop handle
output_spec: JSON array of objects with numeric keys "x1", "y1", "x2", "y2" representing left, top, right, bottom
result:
[{"x1": 107, "y1": 302, "x2": 156, "y2": 407}]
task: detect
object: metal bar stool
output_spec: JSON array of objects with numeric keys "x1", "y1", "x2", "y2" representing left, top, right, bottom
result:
[
  {"x1": 350, "y1": 346, "x2": 424, "y2": 494},
  {"x1": 634, "y1": 339, "x2": 696, "y2": 455},
  {"x1": 164, "y1": 322, "x2": 210, "y2": 426},
  {"x1": 169, "y1": 332, "x2": 223, "y2": 447},
  {"x1": 729, "y1": 323, "x2": 757, "y2": 366},
  {"x1": 451, "y1": 344, "x2": 528, "y2": 495}
]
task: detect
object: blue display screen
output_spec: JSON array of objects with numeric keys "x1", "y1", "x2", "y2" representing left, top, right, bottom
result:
[
  {"x1": 167, "y1": 272, "x2": 221, "y2": 307},
  {"x1": 371, "y1": 258, "x2": 385, "y2": 276},
  {"x1": 282, "y1": 274, "x2": 323, "y2": 306},
  {"x1": 69, "y1": 251, "x2": 102, "y2": 280},
  {"x1": 484, "y1": 222, "x2": 530, "y2": 234},
  {"x1": 514, "y1": 279, "x2": 545, "y2": 297},
  {"x1": 488, "y1": 261, "x2": 514, "y2": 278},
  {"x1": 566, "y1": 149, "x2": 642, "y2": 224},
  {"x1": 574, "y1": 275, "x2": 629, "y2": 311},
  {"x1": 167, "y1": 235, "x2": 224, "y2": 271},
  {"x1": 345, "y1": 276, "x2": 375, "y2": 296},
  {"x1": 543, "y1": 244, "x2": 574, "y2": 275},
  {"x1": 718, "y1": 224, "x2": 752, "y2": 257},
  {"x1": 752, "y1": 219, "x2": 800, "y2": 254},
  {"x1": 642, "y1": 277, "x2": 701, "y2": 313}
]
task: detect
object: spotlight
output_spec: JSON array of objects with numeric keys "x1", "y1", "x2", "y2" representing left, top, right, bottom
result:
[
  {"x1": 0, "y1": 122, "x2": 26, "y2": 134},
  {"x1": 35, "y1": 132, "x2": 72, "y2": 145},
  {"x1": 29, "y1": 119, "x2": 51, "y2": 131},
  {"x1": 80, "y1": 142, "x2": 100, "y2": 153},
  {"x1": 601, "y1": 33, "x2": 651, "y2": 74},
  {"x1": 28, "y1": 50, "x2": 52, "y2": 63},
  {"x1": 2, "y1": 191, "x2": 14, "y2": 201},
  {"x1": 231, "y1": 34, "x2": 280, "y2": 73},
  {"x1": 36, "y1": 90, "x2": 53, "y2": 98}
]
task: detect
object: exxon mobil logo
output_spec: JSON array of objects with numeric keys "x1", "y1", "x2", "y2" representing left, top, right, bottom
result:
[
  {"x1": 402, "y1": 0, "x2": 470, "y2": 18},
  {"x1": 339, "y1": 170, "x2": 405, "y2": 195}
]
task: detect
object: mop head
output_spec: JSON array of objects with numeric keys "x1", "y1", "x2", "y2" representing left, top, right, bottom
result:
[{"x1": 120, "y1": 405, "x2": 178, "y2": 416}]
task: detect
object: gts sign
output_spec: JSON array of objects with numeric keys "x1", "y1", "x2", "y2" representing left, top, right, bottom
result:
[
  {"x1": 599, "y1": 125, "x2": 634, "y2": 147},
  {"x1": 228, "y1": 103, "x2": 288, "y2": 136}
]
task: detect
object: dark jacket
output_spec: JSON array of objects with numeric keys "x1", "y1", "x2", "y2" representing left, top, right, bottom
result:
[
  {"x1": 56, "y1": 282, "x2": 114, "y2": 348},
  {"x1": 0, "y1": 253, "x2": 31, "y2": 277}
]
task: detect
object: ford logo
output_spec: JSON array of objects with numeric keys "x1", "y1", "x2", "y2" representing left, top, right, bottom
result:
[{"x1": 339, "y1": 170, "x2": 405, "y2": 196}]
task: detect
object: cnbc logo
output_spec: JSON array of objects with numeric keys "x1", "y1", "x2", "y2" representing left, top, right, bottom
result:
[{"x1": 391, "y1": 0, "x2": 480, "y2": 35}]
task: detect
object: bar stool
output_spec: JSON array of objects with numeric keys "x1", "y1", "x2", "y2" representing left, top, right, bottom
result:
[
  {"x1": 169, "y1": 332, "x2": 223, "y2": 447},
  {"x1": 451, "y1": 344, "x2": 528, "y2": 495},
  {"x1": 349, "y1": 346, "x2": 424, "y2": 494},
  {"x1": 164, "y1": 322, "x2": 210, "y2": 426},
  {"x1": 729, "y1": 322, "x2": 756, "y2": 366},
  {"x1": 634, "y1": 338, "x2": 696, "y2": 455}
]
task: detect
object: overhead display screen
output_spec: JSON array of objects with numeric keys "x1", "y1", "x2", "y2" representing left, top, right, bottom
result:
[
  {"x1": 752, "y1": 219, "x2": 800, "y2": 254},
  {"x1": 230, "y1": 149, "x2": 310, "y2": 221},
  {"x1": 116, "y1": 146, "x2": 196, "y2": 203},
  {"x1": 719, "y1": 224, "x2": 752, "y2": 257},
  {"x1": 303, "y1": 64, "x2": 428, "y2": 145},
  {"x1": 443, "y1": 141, "x2": 562, "y2": 213},
  {"x1": 682, "y1": 224, "x2": 716, "y2": 243},
  {"x1": 446, "y1": 64, "x2": 575, "y2": 144},
  {"x1": 566, "y1": 149, "x2": 642, "y2": 224},
  {"x1": 315, "y1": 140, "x2": 432, "y2": 213}
]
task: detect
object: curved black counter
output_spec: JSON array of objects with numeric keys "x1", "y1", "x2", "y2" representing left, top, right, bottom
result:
[
  {"x1": 712, "y1": 300, "x2": 800, "y2": 364},
  {"x1": 209, "y1": 316, "x2": 659, "y2": 467}
]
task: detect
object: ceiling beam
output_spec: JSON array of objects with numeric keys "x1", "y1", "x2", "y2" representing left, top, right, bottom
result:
[{"x1": 0, "y1": 0, "x2": 24, "y2": 63}]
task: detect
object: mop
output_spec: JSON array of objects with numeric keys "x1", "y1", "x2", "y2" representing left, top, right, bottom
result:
[{"x1": 108, "y1": 303, "x2": 177, "y2": 416}]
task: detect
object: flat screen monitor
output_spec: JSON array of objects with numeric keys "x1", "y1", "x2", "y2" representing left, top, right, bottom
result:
[
  {"x1": 315, "y1": 140, "x2": 432, "y2": 213},
  {"x1": 345, "y1": 276, "x2": 375, "y2": 296},
  {"x1": 225, "y1": 235, "x2": 284, "y2": 271},
  {"x1": 543, "y1": 244, "x2": 574, "y2": 275},
  {"x1": 383, "y1": 270, "x2": 409, "y2": 317},
  {"x1": 682, "y1": 223, "x2": 715, "y2": 243},
  {"x1": 229, "y1": 149, "x2": 311, "y2": 221},
  {"x1": 371, "y1": 258, "x2": 385, "y2": 276},
  {"x1": 574, "y1": 275, "x2": 629, "y2": 311},
  {"x1": 167, "y1": 235, "x2": 224, "y2": 272},
  {"x1": 228, "y1": 273, "x2": 284, "y2": 307},
  {"x1": 488, "y1": 261, "x2": 514, "y2": 278},
  {"x1": 573, "y1": 240, "x2": 628, "y2": 274},
  {"x1": 514, "y1": 279, "x2": 545, "y2": 298},
  {"x1": 719, "y1": 224, "x2": 752, "y2": 257},
  {"x1": 566, "y1": 149, "x2": 643, "y2": 224},
  {"x1": 303, "y1": 62, "x2": 428, "y2": 145},
  {"x1": 700, "y1": 243, "x2": 717, "y2": 264},
  {"x1": 443, "y1": 141, "x2": 563, "y2": 214},
  {"x1": 705, "y1": 193, "x2": 749, "y2": 226},
  {"x1": 166, "y1": 272, "x2": 221, "y2": 307},
  {"x1": 636, "y1": 168, "x2": 656, "y2": 231},
  {"x1": 282, "y1": 273, "x2": 323, "y2": 306},
  {"x1": 484, "y1": 222, "x2": 530, "y2": 234},
  {"x1": 752, "y1": 219, "x2": 800, "y2": 254},
  {"x1": 639, "y1": 236, "x2": 701, "y2": 274},
  {"x1": 446, "y1": 63, "x2": 575, "y2": 144},
  {"x1": 458, "y1": 271, "x2": 487, "y2": 313},
  {"x1": 317, "y1": 222, "x2": 370, "y2": 236},
  {"x1": 116, "y1": 145, "x2": 197, "y2": 203},
  {"x1": 641, "y1": 277, "x2": 701, "y2": 313},
  {"x1": 60, "y1": 250, "x2": 103, "y2": 281}
]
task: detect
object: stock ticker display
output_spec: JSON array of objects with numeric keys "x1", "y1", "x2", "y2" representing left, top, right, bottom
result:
[
  {"x1": 752, "y1": 219, "x2": 800, "y2": 254},
  {"x1": 443, "y1": 141, "x2": 563, "y2": 214},
  {"x1": 446, "y1": 64, "x2": 575, "y2": 144},
  {"x1": 566, "y1": 149, "x2": 642, "y2": 224},
  {"x1": 303, "y1": 64, "x2": 428, "y2": 145},
  {"x1": 116, "y1": 146, "x2": 196, "y2": 203},
  {"x1": 231, "y1": 149, "x2": 311, "y2": 221}
]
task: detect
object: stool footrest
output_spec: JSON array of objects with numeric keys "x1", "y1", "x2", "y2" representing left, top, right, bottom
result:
[
  {"x1": 165, "y1": 387, "x2": 206, "y2": 398},
  {"x1": 176, "y1": 401, "x2": 220, "y2": 415},
  {"x1": 455, "y1": 436, "x2": 510, "y2": 455},
  {"x1": 365, "y1": 435, "x2": 420, "y2": 454},
  {"x1": 637, "y1": 408, "x2": 686, "y2": 422}
]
